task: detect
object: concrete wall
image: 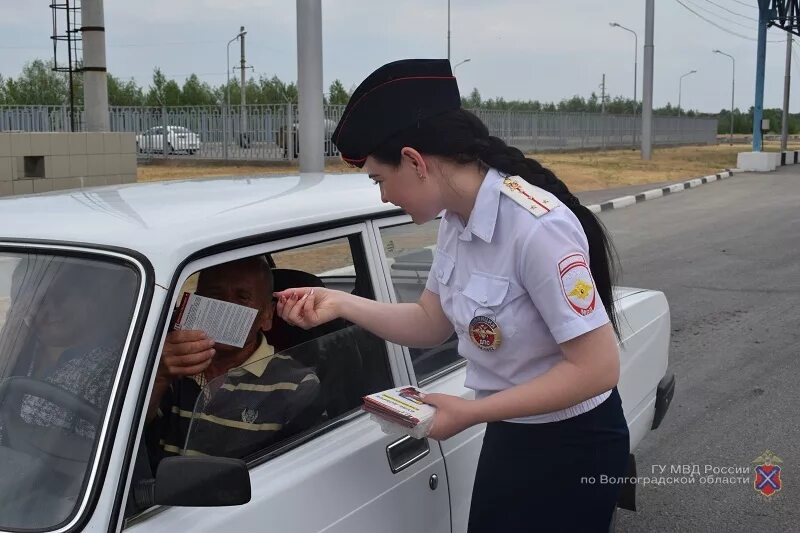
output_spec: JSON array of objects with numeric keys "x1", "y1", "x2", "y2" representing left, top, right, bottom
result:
[{"x1": 0, "y1": 132, "x2": 136, "y2": 197}]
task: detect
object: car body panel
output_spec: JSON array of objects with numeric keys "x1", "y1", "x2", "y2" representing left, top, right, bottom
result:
[{"x1": 0, "y1": 177, "x2": 672, "y2": 533}]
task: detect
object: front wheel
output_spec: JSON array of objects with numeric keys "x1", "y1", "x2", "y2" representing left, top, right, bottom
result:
[{"x1": 164, "y1": 142, "x2": 173, "y2": 155}]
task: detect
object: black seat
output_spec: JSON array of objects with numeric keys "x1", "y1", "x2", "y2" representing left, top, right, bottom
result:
[{"x1": 266, "y1": 269, "x2": 366, "y2": 418}]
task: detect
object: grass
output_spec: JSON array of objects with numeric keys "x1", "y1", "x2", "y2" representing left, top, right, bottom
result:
[{"x1": 136, "y1": 142, "x2": 800, "y2": 192}]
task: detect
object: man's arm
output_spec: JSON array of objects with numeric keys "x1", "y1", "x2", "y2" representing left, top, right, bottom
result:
[{"x1": 146, "y1": 330, "x2": 216, "y2": 423}]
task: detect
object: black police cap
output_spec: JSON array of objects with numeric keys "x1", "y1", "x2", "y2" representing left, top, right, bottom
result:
[{"x1": 332, "y1": 58, "x2": 461, "y2": 167}]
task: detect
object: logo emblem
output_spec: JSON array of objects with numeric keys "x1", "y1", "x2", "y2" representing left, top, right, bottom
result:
[
  {"x1": 469, "y1": 315, "x2": 501, "y2": 351},
  {"x1": 558, "y1": 253, "x2": 596, "y2": 316},
  {"x1": 241, "y1": 408, "x2": 259, "y2": 424},
  {"x1": 753, "y1": 450, "x2": 783, "y2": 497}
]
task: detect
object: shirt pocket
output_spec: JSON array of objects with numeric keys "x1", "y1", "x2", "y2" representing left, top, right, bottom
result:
[
  {"x1": 458, "y1": 272, "x2": 520, "y2": 339},
  {"x1": 432, "y1": 249, "x2": 455, "y2": 286}
]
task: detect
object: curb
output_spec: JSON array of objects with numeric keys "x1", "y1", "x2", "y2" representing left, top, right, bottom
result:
[{"x1": 586, "y1": 168, "x2": 745, "y2": 214}]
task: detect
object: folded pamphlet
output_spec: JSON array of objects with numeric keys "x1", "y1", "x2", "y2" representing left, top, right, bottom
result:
[
  {"x1": 172, "y1": 292, "x2": 258, "y2": 348},
  {"x1": 362, "y1": 386, "x2": 436, "y2": 439}
]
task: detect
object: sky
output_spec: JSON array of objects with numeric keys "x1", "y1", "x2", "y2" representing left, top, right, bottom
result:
[{"x1": 1, "y1": 0, "x2": 798, "y2": 113}]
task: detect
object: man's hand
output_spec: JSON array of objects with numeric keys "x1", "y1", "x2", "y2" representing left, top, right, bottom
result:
[{"x1": 157, "y1": 330, "x2": 216, "y2": 380}]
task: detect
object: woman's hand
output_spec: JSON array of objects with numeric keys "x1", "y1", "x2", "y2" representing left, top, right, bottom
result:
[
  {"x1": 420, "y1": 392, "x2": 478, "y2": 441},
  {"x1": 274, "y1": 287, "x2": 341, "y2": 329}
]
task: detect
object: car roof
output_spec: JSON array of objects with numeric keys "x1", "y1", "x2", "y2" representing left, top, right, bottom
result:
[{"x1": 0, "y1": 172, "x2": 398, "y2": 282}]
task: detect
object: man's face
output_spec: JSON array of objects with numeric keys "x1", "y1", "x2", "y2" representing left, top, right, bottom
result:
[{"x1": 196, "y1": 261, "x2": 273, "y2": 353}]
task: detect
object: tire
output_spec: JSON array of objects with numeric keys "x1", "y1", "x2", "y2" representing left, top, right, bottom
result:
[{"x1": 165, "y1": 142, "x2": 173, "y2": 155}]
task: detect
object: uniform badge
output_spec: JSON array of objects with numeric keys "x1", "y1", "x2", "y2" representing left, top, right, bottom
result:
[
  {"x1": 241, "y1": 408, "x2": 259, "y2": 424},
  {"x1": 469, "y1": 315, "x2": 501, "y2": 351},
  {"x1": 500, "y1": 176, "x2": 560, "y2": 217},
  {"x1": 558, "y1": 253, "x2": 596, "y2": 316}
]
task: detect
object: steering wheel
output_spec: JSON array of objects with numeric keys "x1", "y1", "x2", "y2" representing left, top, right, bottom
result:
[{"x1": 0, "y1": 376, "x2": 102, "y2": 463}]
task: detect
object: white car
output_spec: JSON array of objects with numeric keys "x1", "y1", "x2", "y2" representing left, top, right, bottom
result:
[
  {"x1": 0, "y1": 174, "x2": 674, "y2": 532},
  {"x1": 136, "y1": 126, "x2": 201, "y2": 155}
]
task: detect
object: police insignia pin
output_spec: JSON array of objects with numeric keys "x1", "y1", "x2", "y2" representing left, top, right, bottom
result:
[{"x1": 469, "y1": 315, "x2": 501, "y2": 351}]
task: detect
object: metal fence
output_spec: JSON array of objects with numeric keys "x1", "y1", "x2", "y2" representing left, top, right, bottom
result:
[{"x1": 0, "y1": 104, "x2": 717, "y2": 161}]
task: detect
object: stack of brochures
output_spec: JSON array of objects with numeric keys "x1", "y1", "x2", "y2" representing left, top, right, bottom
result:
[{"x1": 362, "y1": 386, "x2": 437, "y2": 439}]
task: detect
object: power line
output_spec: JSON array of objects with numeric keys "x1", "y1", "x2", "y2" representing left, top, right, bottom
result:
[
  {"x1": 673, "y1": 0, "x2": 784, "y2": 41},
  {"x1": 686, "y1": 0, "x2": 757, "y2": 29},
  {"x1": 699, "y1": 0, "x2": 758, "y2": 21},
  {"x1": 728, "y1": 0, "x2": 757, "y2": 7}
]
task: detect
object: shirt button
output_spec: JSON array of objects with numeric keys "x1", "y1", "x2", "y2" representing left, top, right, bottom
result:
[
  {"x1": 480, "y1": 297, "x2": 488, "y2": 304},
  {"x1": 438, "y1": 269, "x2": 443, "y2": 276}
]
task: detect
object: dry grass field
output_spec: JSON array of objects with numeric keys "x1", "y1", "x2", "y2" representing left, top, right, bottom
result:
[{"x1": 137, "y1": 142, "x2": 800, "y2": 192}]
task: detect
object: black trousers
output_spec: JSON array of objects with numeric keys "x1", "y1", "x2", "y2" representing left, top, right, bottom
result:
[{"x1": 468, "y1": 388, "x2": 630, "y2": 533}]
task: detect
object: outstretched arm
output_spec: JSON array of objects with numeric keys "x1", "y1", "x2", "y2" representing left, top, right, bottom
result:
[{"x1": 275, "y1": 287, "x2": 453, "y2": 349}]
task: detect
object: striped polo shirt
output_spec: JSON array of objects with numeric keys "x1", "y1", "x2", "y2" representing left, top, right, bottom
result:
[{"x1": 151, "y1": 335, "x2": 322, "y2": 460}]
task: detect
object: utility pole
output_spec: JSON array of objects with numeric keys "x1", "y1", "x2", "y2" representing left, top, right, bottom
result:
[
  {"x1": 81, "y1": 0, "x2": 109, "y2": 131},
  {"x1": 642, "y1": 0, "x2": 654, "y2": 160},
  {"x1": 297, "y1": 0, "x2": 324, "y2": 172},
  {"x1": 600, "y1": 74, "x2": 607, "y2": 150},
  {"x1": 781, "y1": 31, "x2": 792, "y2": 151},
  {"x1": 447, "y1": 0, "x2": 451, "y2": 62},
  {"x1": 600, "y1": 74, "x2": 607, "y2": 114},
  {"x1": 239, "y1": 26, "x2": 249, "y2": 148}
]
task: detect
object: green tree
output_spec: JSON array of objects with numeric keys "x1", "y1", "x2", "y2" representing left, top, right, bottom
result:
[
  {"x1": 108, "y1": 74, "x2": 144, "y2": 106},
  {"x1": 327, "y1": 79, "x2": 349, "y2": 105},
  {"x1": 145, "y1": 68, "x2": 168, "y2": 106},
  {"x1": 463, "y1": 87, "x2": 482, "y2": 108},
  {"x1": 181, "y1": 74, "x2": 216, "y2": 105},
  {"x1": 2, "y1": 59, "x2": 72, "y2": 105}
]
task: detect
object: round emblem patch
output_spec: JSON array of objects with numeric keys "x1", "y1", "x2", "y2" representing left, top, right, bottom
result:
[
  {"x1": 558, "y1": 253, "x2": 596, "y2": 316},
  {"x1": 469, "y1": 315, "x2": 501, "y2": 351}
]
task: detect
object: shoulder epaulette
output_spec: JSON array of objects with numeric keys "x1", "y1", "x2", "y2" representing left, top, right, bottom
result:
[{"x1": 499, "y1": 176, "x2": 561, "y2": 218}]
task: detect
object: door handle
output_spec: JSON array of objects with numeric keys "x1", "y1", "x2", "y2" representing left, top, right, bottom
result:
[{"x1": 386, "y1": 435, "x2": 430, "y2": 474}]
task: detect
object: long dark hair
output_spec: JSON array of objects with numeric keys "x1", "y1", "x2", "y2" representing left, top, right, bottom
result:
[{"x1": 370, "y1": 108, "x2": 620, "y2": 336}]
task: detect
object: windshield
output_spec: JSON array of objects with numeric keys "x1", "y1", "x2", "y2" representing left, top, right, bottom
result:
[{"x1": 0, "y1": 252, "x2": 140, "y2": 531}]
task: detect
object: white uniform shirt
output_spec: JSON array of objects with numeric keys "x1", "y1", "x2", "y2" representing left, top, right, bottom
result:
[{"x1": 426, "y1": 168, "x2": 612, "y2": 423}]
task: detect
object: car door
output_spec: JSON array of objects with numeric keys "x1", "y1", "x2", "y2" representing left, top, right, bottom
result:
[
  {"x1": 124, "y1": 223, "x2": 451, "y2": 533},
  {"x1": 368, "y1": 215, "x2": 486, "y2": 533}
]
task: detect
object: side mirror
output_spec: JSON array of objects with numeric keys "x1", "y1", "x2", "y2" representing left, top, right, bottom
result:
[{"x1": 134, "y1": 456, "x2": 251, "y2": 508}]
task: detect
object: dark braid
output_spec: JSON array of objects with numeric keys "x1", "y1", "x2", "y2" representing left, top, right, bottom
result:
[{"x1": 370, "y1": 109, "x2": 620, "y2": 336}]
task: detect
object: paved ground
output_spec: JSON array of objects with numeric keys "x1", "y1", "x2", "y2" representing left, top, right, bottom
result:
[{"x1": 597, "y1": 167, "x2": 799, "y2": 532}]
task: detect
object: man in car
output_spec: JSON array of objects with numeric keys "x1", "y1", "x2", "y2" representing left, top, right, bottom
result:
[{"x1": 146, "y1": 256, "x2": 323, "y2": 461}]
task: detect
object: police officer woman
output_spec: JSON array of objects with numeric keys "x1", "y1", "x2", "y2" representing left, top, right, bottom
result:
[{"x1": 275, "y1": 59, "x2": 629, "y2": 533}]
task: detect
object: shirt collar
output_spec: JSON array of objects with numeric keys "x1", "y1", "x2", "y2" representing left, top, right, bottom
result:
[
  {"x1": 444, "y1": 167, "x2": 503, "y2": 243},
  {"x1": 238, "y1": 333, "x2": 276, "y2": 378}
]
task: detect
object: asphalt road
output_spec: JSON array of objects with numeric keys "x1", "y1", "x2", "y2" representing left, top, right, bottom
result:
[{"x1": 597, "y1": 166, "x2": 799, "y2": 532}]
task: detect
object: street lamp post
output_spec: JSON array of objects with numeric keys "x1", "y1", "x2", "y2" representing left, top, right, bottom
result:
[
  {"x1": 610, "y1": 22, "x2": 638, "y2": 146},
  {"x1": 678, "y1": 69, "x2": 697, "y2": 118},
  {"x1": 453, "y1": 58, "x2": 471, "y2": 71},
  {"x1": 713, "y1": 50, "x2": 735, "y2": 146},
  {"x1": 225, "y1": 27, "x2": 246, "y2": 159},
  {"x1": 678, "y1": 69, "x2": 697, "y2": 143}
]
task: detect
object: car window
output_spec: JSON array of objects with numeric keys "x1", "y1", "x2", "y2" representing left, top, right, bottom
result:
[
  {"x1": 146, "y1": 237, "x2": 392, "y2": 469},
  {"x1": 377, "y1": 220, "x2": 463, "y2": 383},
  {"x1": 171, "y1": 127, "x2": 190, "y2": 133},
  {"x1": 0, "y1": 252, "x2": 140, "y2": 530}
]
